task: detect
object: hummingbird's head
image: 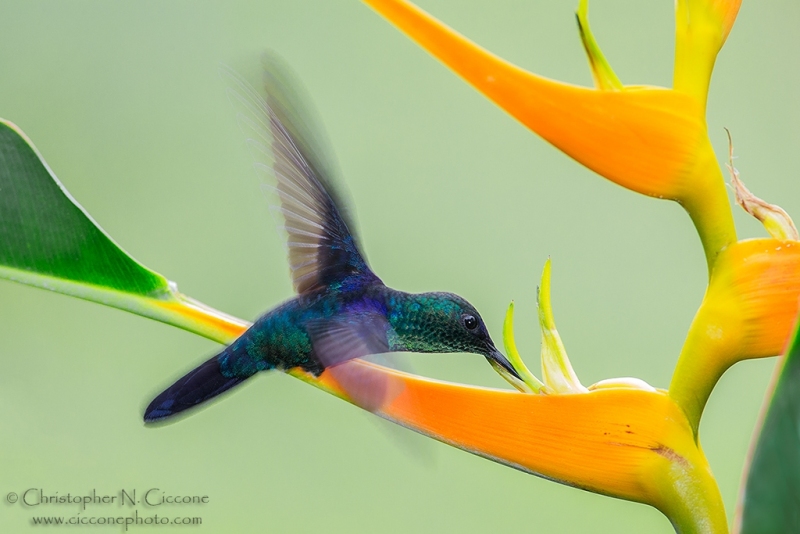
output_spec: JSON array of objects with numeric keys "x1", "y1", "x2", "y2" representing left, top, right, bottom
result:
[{"x1": 390, "y1": 291, "x2": 521, "y2": 382}]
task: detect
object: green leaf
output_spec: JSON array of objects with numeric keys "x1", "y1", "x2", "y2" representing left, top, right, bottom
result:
[
  {"x1": 0, "y1": 119, "x2": 247, "y2": 344},
  {"x1": 737, "y1": 313, "x2": 800, "y2": 533},
  {"x1": 0, "y1": 120, "x2": 167, "y2": 294}
]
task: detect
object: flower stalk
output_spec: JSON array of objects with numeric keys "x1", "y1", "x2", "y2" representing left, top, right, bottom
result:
[{"x1": 673, "y1": 0, "x2": 742, "y2": 106}]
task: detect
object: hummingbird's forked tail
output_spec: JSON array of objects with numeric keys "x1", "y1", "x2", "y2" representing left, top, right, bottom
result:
[{"x1": 143, "y1": 350, "x2": 254, "y2": 423}]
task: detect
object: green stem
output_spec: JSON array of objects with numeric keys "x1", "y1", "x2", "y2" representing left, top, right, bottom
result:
[
  {"x1": 672, "y1": 0, "x2": 722, "y2": 113},
  {"x1": 680, "y1": 138, "x2": 737, "y2": 276},
  {"x1": 661, "y1": 452, "x2": 729, "y2": 534},
  {"x1": 669, "y1": 291, "x2": 741, "y2": 437},
  {"x1": 669, "y1": 343, "x2": 730, "y2": 439}
]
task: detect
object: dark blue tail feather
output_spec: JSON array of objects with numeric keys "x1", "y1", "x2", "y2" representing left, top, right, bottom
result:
[{"x1": 144, "y1": 354, "x2": 249, "y2": 423}]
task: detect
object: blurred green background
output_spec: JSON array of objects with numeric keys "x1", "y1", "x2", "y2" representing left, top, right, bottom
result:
[{"x1": 1, "y1": 1, "x2": 798, "y2": 532}]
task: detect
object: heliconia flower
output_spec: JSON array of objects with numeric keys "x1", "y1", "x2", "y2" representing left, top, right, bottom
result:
[
  {"x1": 362, "y1": 0, "x2": 739, "y2": 270},
  {"x1": 670, "y1": 238, "x2": 800, "y2": 434},
  {"x1": 495, "y1": 259, "x2": 654, "y2": 396}
]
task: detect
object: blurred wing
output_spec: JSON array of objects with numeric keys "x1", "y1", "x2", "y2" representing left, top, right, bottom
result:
[
  {"x1": 306, "y1": 312, "x2": 393, "y2": 368},
  {"x1": 306, "y1": 312, "x2": 403, "y2": 413},
  {"x1": 220, "y1": 55, "x2": 380, "y2": 294}
]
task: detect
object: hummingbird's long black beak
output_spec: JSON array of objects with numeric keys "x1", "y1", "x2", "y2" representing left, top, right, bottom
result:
[{"x1": 486, "y1": 347, "x2": 524, "y2": 385}]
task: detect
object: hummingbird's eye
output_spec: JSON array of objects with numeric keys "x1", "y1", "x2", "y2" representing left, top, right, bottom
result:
[{"x1": 462, "y1": 314, "x2": 478, "y2": 330}]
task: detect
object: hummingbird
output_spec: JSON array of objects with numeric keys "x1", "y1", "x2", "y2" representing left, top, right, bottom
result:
[{"x1": 143, "y1": 57, "x2": 521, "y2": 422}]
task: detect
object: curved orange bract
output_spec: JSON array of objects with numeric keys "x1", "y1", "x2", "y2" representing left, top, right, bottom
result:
[{"x1": 295, "y1": 360, "x2": 725, "y2": 532}]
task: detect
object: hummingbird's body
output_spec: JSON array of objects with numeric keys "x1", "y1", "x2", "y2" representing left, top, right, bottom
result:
[
  {"x1": 144, "y1": 57, "x2": 518, "y2": 422},
  {"x1": 222, "y1": 287, "x2": 478, "y2": 377}
]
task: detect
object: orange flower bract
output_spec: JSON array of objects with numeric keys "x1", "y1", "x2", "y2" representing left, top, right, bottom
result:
[
  {"x1": 363, "y1": 0, "x2": 738, "y2": 270},
  {"x1": 288, "y1": 360, "x2": 727, "y2": 533}
]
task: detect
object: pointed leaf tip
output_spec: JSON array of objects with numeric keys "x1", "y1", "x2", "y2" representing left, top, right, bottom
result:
[
  {"x1": 0, "y1": 119, "x2": 167, "y2": 296},
  {"x1": 0, "y1": 119, "x2": 249, "y2": 344}
]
